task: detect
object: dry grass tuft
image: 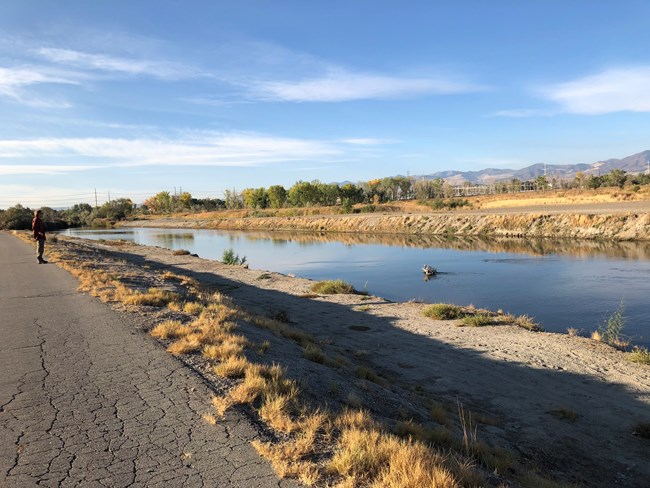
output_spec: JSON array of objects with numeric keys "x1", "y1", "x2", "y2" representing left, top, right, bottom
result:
[
  {"x1": 203, "y1": 341, "x2": 244, "y2": 361},
  {"x1": 328, "y1": 426, "x2": 458, "y2": 487},
  {"x1": 123, "y1": 287, "x2": 181, "y2": 307},
  {"x1": 213, "y1": 355, "x2": 248, "y2": 378},
  {"x1": 259, "y1": 394, "x2": 297, "y2": 433},
  {"x1": 460, "y1": 313, "x2": 493, "y2": 327},
  {"x1": 167, "y1": 333, "x2": 203, "y2": 355},
  {"x1": 202, "y1": 413, "x2": 217, "y2": 425},
  {"x1": 303, "y1": 343, "x2": 326, "y2": 363},
  {"x1": 183, "y1": 301, "x2": 205, "y2": 315},
  {"x1": 310, "y1": 279, "x2": 358, "y2": 295},
  {"x1": 628, "y1": 346, "x2": 650, "y2": 365},
  {"x1": 422, "y1": 303, "x2": 465, "y2": 320},
  {"x1": 150, "y1": 320, "x2": 193, "y2": 339}
]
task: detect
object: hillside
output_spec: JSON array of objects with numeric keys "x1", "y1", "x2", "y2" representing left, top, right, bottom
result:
[{"x1": 418, "y1": 150, "x2": 650, "y2": 185}]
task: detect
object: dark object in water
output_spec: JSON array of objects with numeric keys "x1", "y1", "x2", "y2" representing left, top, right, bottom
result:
[{"x1": 422, "y1": 264, "x2": 437, "y2": 276}]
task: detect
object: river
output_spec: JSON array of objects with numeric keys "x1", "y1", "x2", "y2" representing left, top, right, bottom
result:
[{"x1": 58, "y1": 227, "x2": 650, "y2": 346}]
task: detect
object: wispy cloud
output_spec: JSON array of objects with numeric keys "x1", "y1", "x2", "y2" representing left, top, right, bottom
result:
[
  {"x1": 541, "y1": 66, "x2": 650, "y2": 114},
  {"x1": 491, "y1": 109, "x2": 556, "y2": 118},
  {"x1": 35, "y1": 47, "x2": 205, "y2": 80},
  {"x1": 246, "y1": 68, "x2": 484, "y2": 102},
  {"x1": 0, "y1": 164, "x2": 99, "y2": 175},
  {"x1": 0, "y1": 66, "x2": 77, "y2": 106},
  {"x1": 0, "y1": 132, "x2": 341, "y2": 169},
  {"x1": 339, "y1": 138, "x2": 400, "y2": 145}
]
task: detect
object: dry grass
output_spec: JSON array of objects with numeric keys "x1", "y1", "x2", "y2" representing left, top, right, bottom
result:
[
  {"x1": 150, "y1": 320, "x2": 193, "y2": 339},
  {"x1": 167, "y1": 333, "x2": 203, "y2": 355},
  {"x1": 213, "y1": 355, "x2": 248, "y2": 378},
  {"x1": 328, "y1": 425, "x2": 458, "y2": 487},
  {"x1": 422, "y1": 303, "x2": 465, "y2": 320},
  {"x1": 310, "y1": 279, "x2": 359, "y2": 295},
  {"x1": 203, "y1": 339, "x2": 246, "y2": 361},
  {"x1": 502, "y1": 313, "x2": 543, "y2": 332},
  {"x1": 628, "y1": 346, "x2": 650, "y2": 365},
  {"x1": 460, "y1": 313, "x2": 493, "y2": 327},
  {"x1": 123, "y1": 287, "x2": 181, "y2": 307},
  {"x1": 303, "y1": 343, "x2": 326, "y2": 363}
]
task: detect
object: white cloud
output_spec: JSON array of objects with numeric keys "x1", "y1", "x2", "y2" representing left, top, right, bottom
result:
[
  {"x1": 0, "y1": 133, "x2": 341, "y2": 168},
  {"x1": 339, "y1": 138, "x2": 400, "y2": 145},
  {"x1": 491, "y1": 109, "x2": 556, "y2": 118},
  {"x1": 248, "y1": 68, "x2": 484, "y2": 102},
  {"x1": 0, "y1": 66, "x2": 78, "y2": 106},
  {"x1": 36, "y1": 47, "x2": 205, "y2": 80},
  {"x1": 0, "y1": 164, "x2": 99, "y2": 175},
  {"x1": 542, "y1": 66, "x2": 650, "y2": 114}
]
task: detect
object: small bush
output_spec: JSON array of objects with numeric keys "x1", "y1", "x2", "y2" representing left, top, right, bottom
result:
[
  {"x1": 461, "y1": 314, "x2": 493, "y2": 327},
  {"x1": 150, "y1": 320, "x2": 192, "y2": 339},
  {"x1": 597, "y1": 301, "x2": 629, "y2": 349},
  {"x1": 173, "y1": 249, "x2": 191, "y2": 255},
  {"x1": 222, "y1": 248, "x2": 247, "y2": 265},
  {"x1": 422, "y1": 303, "x2": 465, "y2": 320},
  {"x1": 311, "y1": 280, "x2": 358, "y2": 295},
  {"x1": 628, "y1": 347, "x2": 650, "y2": 365},
  {"x1": 514, "y1": 314, "x2": 542, "y2": 332},
  {"x1": 304, "y1": 344, "x2": 326, "y2": 363}
]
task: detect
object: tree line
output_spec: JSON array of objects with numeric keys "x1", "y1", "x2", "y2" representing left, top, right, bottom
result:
[{"x1": 2, "y1": 169, "x2": 649, "y2": 230}]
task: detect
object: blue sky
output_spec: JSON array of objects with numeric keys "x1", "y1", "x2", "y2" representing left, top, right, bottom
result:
[{"x1": 1, "y1": 0, "x2": 649, "y2": 208}]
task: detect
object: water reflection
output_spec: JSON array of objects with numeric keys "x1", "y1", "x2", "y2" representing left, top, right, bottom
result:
[{"x1": 233, "y1": 230, "x2": 650, "y2": 261}]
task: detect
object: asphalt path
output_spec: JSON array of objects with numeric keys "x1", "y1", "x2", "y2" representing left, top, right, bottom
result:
[{"x1": 0, "y1": 232, "x2": 298, "y2": 488}]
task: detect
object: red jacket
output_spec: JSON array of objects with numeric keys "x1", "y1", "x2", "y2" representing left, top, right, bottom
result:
[{"x1": 32, "y1": 216, "x2": 46, "y2": 240}]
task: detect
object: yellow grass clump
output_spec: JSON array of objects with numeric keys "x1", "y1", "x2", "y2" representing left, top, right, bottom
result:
[
  {"x1": 213, "y1": 355, "x2": 248, "y2": 378},
  {"x1": 167, "y1": 333, "x2": 203, "y2": 355},
  {"x1": 122, "y1": 287, "x2": 181, "y2": 307},
  {"x1": 328, "y1": 426, "x2": 458, "y2": 487},
  {"x1": 150, "y1": 320, "x2": 193, "y2": 339}
]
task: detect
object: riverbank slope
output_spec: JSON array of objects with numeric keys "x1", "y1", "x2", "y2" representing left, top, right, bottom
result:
[{"x1": 121, "y1": 200, "x2": 650, "y2": 240}]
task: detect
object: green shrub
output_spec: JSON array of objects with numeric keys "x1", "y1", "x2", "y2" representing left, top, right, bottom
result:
[
  {"x1": 222, "y1": 248, "x2": 247, "y2": 265},
  {"x1": 628, "y1": 347, "x2": 650, "y2": 365},
  {"x1": 597, "y1": 301, "x2": 628, "y2": 349},
  {"x1": 422, "y1": 303, "x2": 465, "y2": 320},
  {"x1": 310, "y1": 279, "x2": 358, "y2": 294},
  {"x1": 461, "y1": 314, "x2": 493, "y2": 327}
]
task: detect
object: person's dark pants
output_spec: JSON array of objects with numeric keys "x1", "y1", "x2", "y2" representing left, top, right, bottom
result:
[{"x1": 36, "y1": 238, "x2": 45, "y2": 261}]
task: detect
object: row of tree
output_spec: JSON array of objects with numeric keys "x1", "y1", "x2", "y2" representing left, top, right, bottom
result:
[{"x1": 2, "y1": 169, "x2": 649, "y2": 230}]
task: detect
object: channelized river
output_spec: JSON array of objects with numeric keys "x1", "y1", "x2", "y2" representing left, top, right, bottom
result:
[{"x1": 59, "y1": 227, "x2": 650, "y2": 346}]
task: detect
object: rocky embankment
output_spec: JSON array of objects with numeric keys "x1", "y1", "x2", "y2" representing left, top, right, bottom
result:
[{"x1": 123, "y1": 209, "x2": 650, "y2": 240}]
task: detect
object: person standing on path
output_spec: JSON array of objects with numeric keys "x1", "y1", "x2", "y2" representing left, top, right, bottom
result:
[{"x1": 32, "y1": 209, "x2": 47, "y2": 264}]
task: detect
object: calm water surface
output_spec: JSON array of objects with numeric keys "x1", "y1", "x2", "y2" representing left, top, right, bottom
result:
[{"x1": 59, "y1": 228, "x2": 650, "y2": 346}]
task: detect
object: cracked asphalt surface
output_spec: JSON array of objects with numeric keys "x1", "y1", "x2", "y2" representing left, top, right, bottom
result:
[{"x1": 0, "y1": 233, "x2": 299, "y2": 488}]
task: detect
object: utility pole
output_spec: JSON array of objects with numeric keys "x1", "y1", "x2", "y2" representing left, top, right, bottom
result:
[
  {"x1": 108, "y1": 191, "x2": 111, "y2": 203},
  {"x1": 94, "y1": 189, "x2": 98, "y2": 209}
]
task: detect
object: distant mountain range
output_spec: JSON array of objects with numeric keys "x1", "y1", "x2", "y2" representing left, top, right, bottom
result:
[{"x1": 414, "y1": 150, "x2": 650, "y2": 185}]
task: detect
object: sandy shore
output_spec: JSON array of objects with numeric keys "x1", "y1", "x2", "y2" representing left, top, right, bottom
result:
[{"x1": 49, "y1": 235, "x2": 650, "y2": 487}]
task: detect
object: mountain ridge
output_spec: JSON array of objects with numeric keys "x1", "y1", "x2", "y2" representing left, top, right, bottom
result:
[{"x1": 414, "y1": 150, "x2": 650, "y2": 185}]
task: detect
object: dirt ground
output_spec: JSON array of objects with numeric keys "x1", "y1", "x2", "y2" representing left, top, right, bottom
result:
[{"x1": 47, "y1": 235, "x2": 650, "y2": 487}]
